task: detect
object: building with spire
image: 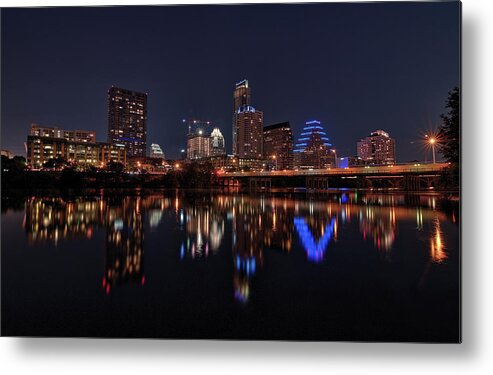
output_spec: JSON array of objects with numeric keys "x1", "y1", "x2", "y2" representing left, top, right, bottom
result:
[
  {"x1": 233, "y1": 79, "x2": 251, "y2": 113},
  {"x1": 232, "y1": 80, "x2": 263, "y2": 164},
  {"x1": 210, "y1": 127, "x2": 226, "y2": 156}
]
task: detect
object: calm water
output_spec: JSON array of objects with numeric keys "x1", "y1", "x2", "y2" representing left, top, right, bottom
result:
[{"x1": 1, "y1": 190, "x2": 460, "y2": 342}]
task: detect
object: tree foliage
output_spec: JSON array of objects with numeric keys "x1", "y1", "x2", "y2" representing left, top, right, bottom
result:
[{"x1": 439, "y1": 87, "x2": 460, "y2": 164}]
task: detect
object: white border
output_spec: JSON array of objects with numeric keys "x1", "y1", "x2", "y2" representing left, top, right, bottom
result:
[{"x1": 1, "y1": 0, "x2": 492, "y2": 374}]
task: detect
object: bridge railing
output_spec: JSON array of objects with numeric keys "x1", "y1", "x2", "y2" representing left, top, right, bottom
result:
[{"x1": 220, "y1": 162, "x2": 450, "y2": 178}]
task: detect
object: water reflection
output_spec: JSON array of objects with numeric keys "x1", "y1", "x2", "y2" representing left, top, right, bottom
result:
[
  {"x1": 359, "y1": 206, "x2": 397, "y2": 253},
  {"x1": 104, "y1": 197, "x2": 145, "y2": 294},
  {"x1": 19, "y1": 191, "x2": 455, "y2": 303},
  {"x1": 430, "y1": 216, "x2": 447, "y2": 264},
  {"x1": 294, "y1": 216, "x2": 336, "y2": 262},
  {"x1": 180, "y1": 205, "x2": 225, "y2": 260}
]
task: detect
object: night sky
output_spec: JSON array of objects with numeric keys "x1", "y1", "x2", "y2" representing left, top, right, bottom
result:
[{"x1": 1, "y1": 2, "x2": 460, "y2": 161}]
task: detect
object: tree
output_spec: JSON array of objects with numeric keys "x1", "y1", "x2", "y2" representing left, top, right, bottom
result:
[
  {"x1": 43, "y1": 156, "x2": 69, "y2": 170},
  {"x1": 106, "y1": 161, "x2": 125, "y2": 174},
  {"x1": 438, "y1": 87, "x2": 460, "y2": 189},
  {"x1": 439, "y1": 87, "x2": 460, "y2": 164}
]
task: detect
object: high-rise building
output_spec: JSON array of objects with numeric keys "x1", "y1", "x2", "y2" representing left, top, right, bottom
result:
[
  {"x1": 107, "y1": 86, "x2": 147, "y2": 158},
  {"x1": 185, "y1": 118, "x2": 216, "y2": 160},
  {"x1": 30, "y1": 123, "x2": 96, "y2": 143},
  {"x1": 187, "y1": 130, "x2": 211, "y2": 160},
  {"x1": 232, "y1": 79, "x2": 264, "y2": 162},
  {"x1": 233, "y1": 105, "x2": 263, "y2": 159},
  {"x1": 263, "y1": 122, "x2": 294, "y2": 170},
  {"x1": 293, "y1": 120, "x2": 336, "y2": 169},
  {"x1": 357, "y1": 130, "x2": 396, "y2": 165},
  {"x1": 233, "y1": 79, "x2": 251, "y2": 112},
  {"x1": 210, "y1": 127, "x2": 226, "y2": 156},
  {"x1": 150, "y1": 143, "x2": 165, "y2": 159}
]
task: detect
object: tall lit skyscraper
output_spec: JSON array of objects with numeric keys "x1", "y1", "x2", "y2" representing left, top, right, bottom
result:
[
  {"x1": 210, "y1": 127, "x2": 226, "y2": 156},
  {"x1": 233, "y1": 105, "x2": 263, "y2": 159},
  {"x1": 187, "y1": 129, "x2": 211, "y2": 160},
  {"x1": 107, "y1": 86, "x2": 147, "y2": 158},
  {"x1": 232, "y1": 80, "x2": 263, "y2": 160},
  {"x1": 357, "y1": 130, "x2": 396, "y2": 165},
  {"x1": 293, "y1": 120, "x2": 336, "y2": 169},
  {"x1": 263, "y1": 122, "x2": 294, "y2": 170},
  {"x1": 233, "y1": 79, "x2": 251, "y2": 112},
  {"x1": 185, "y1": 118, "x2": 214, "y2": 160}
]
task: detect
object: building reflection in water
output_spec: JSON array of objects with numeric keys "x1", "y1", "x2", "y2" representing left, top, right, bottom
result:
[
  {"x1": 179, "y1": 203, "x2": 225, "y2": 260},
  {"x1": 294, "y1": 216, "x2": 336, "y2": 262},
  {"x1": 24, "y1": 197, "x2": 102, "y2": 245},
  {"x1": 23, "y1": 195, "x2": 151, "y2": 295},
  {"x1": 231, "y1": 196, "x2": 264, "y2": 303},
  {"x1": 22, "y1": 191, "x2": 451, "y2": 303},
  {"x1": 103, "y1": 197, "x2": 145, "y2": 295},
  {"x1": 430, "y1": 216, "x2": 447, "y2": 263},
  {"x1": 359, "y1": 206, "x2": 396, "y2": 253}
]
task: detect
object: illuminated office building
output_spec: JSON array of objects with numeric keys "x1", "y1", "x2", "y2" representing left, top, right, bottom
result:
[
  {"x1": 209, "y1": 127, "x2": 226, "y2": 156},
  {"x1": 185, "y1": 119, "x2": 217, "y2": 160},
  {"x1": 30, "y1": 123, "x2": 96, "y2": 143},
  {"x1": 232, "y1": 80, "x2": 263, "y2": 162},
  {"x1": 26, "y1": 136, "x2": 126, "y2": 168},
  {"x1": 187, "y1": 130, "x2": 211, "y2": 160},
  {"x1": 107, "y1": 86, "x2": 147, "y2": 158},
  {"x1": 233, "y1": 79, "x2": 251, "y2": 113},
  {"x1": 293, "y1": 120, "x2": 336, "y2": 169},
  {"x1": 150, "y1": 143, "x2": 165, "y2": 159},
  {"x1": 233, "y1": 105, "x2": 263, "y2": 159},
  {"x1": 263, "y1": 122, "x2": 294, "y2": 170},
  {"x1": 357, "y1": 130, "x2": 396, "y2": 165}
]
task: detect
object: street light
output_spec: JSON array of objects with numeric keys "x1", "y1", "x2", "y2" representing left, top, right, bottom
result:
[
  {"x1": 426, "y1": 135, "x2": 437, "y2": 164},
  {"x1": 271, "y1": 155, "x2": 277, "y2": 170}
]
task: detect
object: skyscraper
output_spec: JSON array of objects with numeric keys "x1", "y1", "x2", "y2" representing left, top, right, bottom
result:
[
  {"x1": 263, "y1": 122, "x2": 294, "y2": 170},
  {"x1": 293, "y1": 120, "x2": 336, "y2": 169},
  {"x1": 233, "y1": 79, "x2": 251, "y2": 112},
  {"x1": 232, "y1": 80, "x2": 263, "y2": 161},
  {"x1": 210, "y1": 127, "x2": 226, "y2": 156},
  {"x1": 357, "y1": 130, "x2": 396, "y2": 165},
  {"x1": 233, "y1": 105, "x2": 263, "y2": 159},
  {"x1": 107, "y1": 86, "x2": 147, "y2": 158},
  {"x1": 185, "y1": 118, "x2": 215, "y2": 160},
  {"x1": 187, "y1": 129, "x2": 211, "y2": 160}
]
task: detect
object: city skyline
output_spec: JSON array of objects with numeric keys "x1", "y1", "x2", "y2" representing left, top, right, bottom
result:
[{"x1": 1, "y1": 3, "x2": 459, "y2": 160}]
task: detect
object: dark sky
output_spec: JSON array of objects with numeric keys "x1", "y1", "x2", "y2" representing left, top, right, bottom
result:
[{"x1": 1, "y1": 2, "x2": 460, "y2": 161}]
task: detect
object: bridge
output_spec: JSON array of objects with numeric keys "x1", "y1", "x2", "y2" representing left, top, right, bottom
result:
[{"x1": 217, "y1": 162, "x2": 450, "y2": 191}]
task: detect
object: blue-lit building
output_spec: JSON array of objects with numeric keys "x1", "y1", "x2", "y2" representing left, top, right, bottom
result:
[{"x1": 293, "y1": 120, "x2": 336, "y2": 169}]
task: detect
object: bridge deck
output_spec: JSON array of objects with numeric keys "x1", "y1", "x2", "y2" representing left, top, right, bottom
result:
[{"x1": 219, "y1": 162, "x2": 449, "y2": 178}]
